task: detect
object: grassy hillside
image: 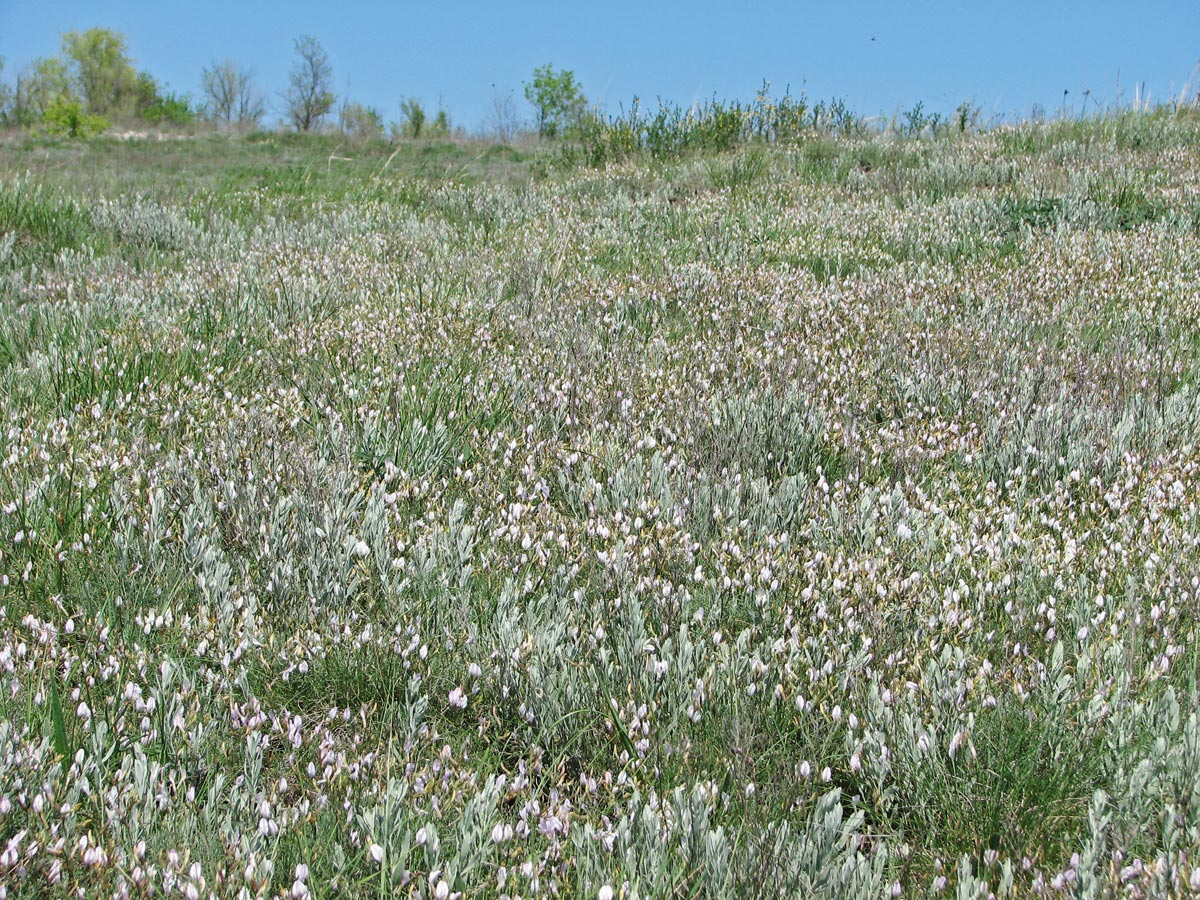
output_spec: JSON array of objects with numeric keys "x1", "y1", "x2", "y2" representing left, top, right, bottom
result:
[{"x1": 2, "y1": 115, "x2": 1200, "y2": 898}]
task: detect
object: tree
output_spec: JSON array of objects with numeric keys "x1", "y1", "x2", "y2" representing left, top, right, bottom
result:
[
  {"x1": 132, "y1": 71, "x2": 162, "y2": 118},
  {"x1": 484, "y1": 86, "x2": 521, "y2": 143},
  {"x1": 284, "y1": 35, "x2": 334, "y2": 132},
  {"x1": 523, "y1": 64, "x2": 587, "y2": 138},
  {"x1": 0, "y1": 59, "x2": 9, "y2": 123},
  {"x1": 200, "y1": 59, "x2": 265, "y2": 128},
  {"x1": 61, "y1": 28, "x2": 137, "y2": 117},
  {"x1": 0, "y1": 59, "x2": 13, "y2": 126},
  {"x1": 13, "y1": 57, "x2": 72, "y2": 126}
]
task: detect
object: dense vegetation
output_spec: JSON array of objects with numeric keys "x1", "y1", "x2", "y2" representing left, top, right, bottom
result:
[{"x1": 1, "y1": 110, "x2": 1200, "y2": 898}]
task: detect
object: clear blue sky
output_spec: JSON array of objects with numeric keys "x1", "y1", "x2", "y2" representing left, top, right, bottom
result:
[{"x1": 2, "y1": 1, "x2": 1198, "y2": 130}]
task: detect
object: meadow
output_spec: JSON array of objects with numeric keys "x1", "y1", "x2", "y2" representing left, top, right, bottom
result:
[{"x1": 1, "y1": 112, "x2": 1200, "y2": 898}]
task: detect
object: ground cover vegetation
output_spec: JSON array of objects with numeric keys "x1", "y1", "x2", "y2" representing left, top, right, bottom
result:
[{"x1": 1, "y1": 91, "x2": 1200, "y2": 898}]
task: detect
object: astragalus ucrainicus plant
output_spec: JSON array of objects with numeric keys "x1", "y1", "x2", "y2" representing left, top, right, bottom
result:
[{"x1": 2, "y1": 116, "x2": 1200, "y2": 898}]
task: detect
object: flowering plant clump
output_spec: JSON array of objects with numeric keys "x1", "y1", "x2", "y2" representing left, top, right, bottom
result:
[{"x1": 2, "y1": 112, "x2": 1200, "y2": 897}]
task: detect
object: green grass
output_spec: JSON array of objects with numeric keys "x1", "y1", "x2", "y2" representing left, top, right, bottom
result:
[
  {"x1": 997, "y1": 196, "x2": 1065, "y2": 232},
  {"x1": 0, "y1": 132, "x2": 541, "y2": 216},
  {"x1": 886, "y1": 698, "x2": 1112, "y2": 872},
  {"x1": 0, "y1": 177, "x2": 110, "y2": 267}
]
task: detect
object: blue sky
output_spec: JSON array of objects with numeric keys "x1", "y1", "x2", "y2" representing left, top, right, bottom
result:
[{"x1": 2, "y1": 1, "x2": 1198, "y2": 130}]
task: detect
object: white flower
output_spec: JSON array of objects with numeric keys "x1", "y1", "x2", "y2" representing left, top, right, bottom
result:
[
  {"x1": 949, "y1": 730, "x2": 965, "y2": 758},
  {"x1": 369, "y1": 843, "x2": 385, "y2": 863},
  {"x1": 599, "y1": 886, "x2": 615, "y2": 900},
  {"x1": 434, "y1": 879, "x2": 450, "y2": 900},
  {"x1": 448, "y1": 686, "x2": 467, "y2": 709},
  {"x1": 351, "y1": 539, "x2": 370, "y2": 558}
]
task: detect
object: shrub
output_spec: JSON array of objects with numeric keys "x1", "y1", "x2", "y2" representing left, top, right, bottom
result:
[
  {"x1": 429, "y1": 107, "x2": 452, "y2": 138},
  {"x1": 398, "y1": 98, "x2": 426, "y2": 140},
  {"x1": 140, "y1": 90, "x2": 196, "y2": 126},
  {"x1": 900, "y1": 100, "x2": 942, "y2": 135},
  {"x1": 42, "y1": 95, "x2": 109, "y2": 137},
  {"x1": 563, "y1": 85, "x2": 866, "y2": 168},
  {"x1": 746, "y1": 80, "x2": 810, "y2": 142},
  {"x1": 339, "y1": 101, "x2": 383, "y2": 141}
]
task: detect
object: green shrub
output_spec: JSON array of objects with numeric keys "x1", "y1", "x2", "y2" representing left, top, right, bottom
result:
[
  {"x1": 340, "y1": 101, "x2": 383, "y2": 141},
  {"x1": 746, "y1": 80, "x2": 810, "y2": 141},
  {"x1": 900, "y1": 100, "x2": 942, "y2": 135},
  {"x1": 397, "y1": 98, "x2": 426, "y2": 140},
  {"x1": 140, "y1": 90, "x2": 196, "y2": 126},
  {"x1": 42, "y1": 95, "x2": 109, "y2": 137},
  {"x1": 563, "y1": 85, "x2": 865, "y2": 168},
  {"x1": 428, "y1": 107, "x2": 452, "y2": 138}
]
